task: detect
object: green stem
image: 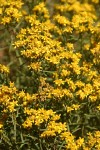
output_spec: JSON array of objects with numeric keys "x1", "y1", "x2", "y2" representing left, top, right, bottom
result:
[{"x1": 12, "y1": 112, "x2": 17, "y2": 142}]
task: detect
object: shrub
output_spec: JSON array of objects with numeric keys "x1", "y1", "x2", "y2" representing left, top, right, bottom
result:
[{"x1": 0, "y1": 0, "x2": 100, "y2": 149}]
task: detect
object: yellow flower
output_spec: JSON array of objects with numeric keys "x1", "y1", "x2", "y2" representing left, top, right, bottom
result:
[
  {"x1": 0, "y1": 123, "x2": 3, "y2": 129},
  {"x1": 67, "y1": 106, "x2": 74, "y2": 113},
  {"x1": 72, "y1": 104, "x2": 80, "y2": 110},
  {"x1": 66, "y1": 43, "x2": 74, "y2": 51},
  {"x1": 0, "y1": 8, "x2": 2, "y2": 14},
  {"x1": 33, "y1": 2, "x2": 50, "y2": 19},
  {"x1": 84, "y1": 44, "x2": 90, "y2": 51},
  {"x1": 66, "y1": 104, "x2": 80, "y2": 113},
  {"x1": 23, "y1": 108, "x2": 61, "y2": 128},
  {"x1": 0, "y1": 64, "x2": 9, "y2": 74},
  {"x1": 97, "y1": 105, "x2": 100, "y2": 110},
  {"x1": 61, "y1": 69, "x2": 70, "y2": 77},
  {"x1": 7, "y1": 101, "x2": 18, "y2": 112},
  {"x1": 54, "y1": 15, "x2": 70, "y2": 26},
  {"x1": 41, "y1": 121, "x2": 67, "y2": 137},
  {"x1": 92, "y1": 0, "x2": 99, "y2": 3},
  {"x1": 1, "y1": 17, "x2": 11, "y2": 24},
  {"x1": 76, "y1": 137, "x2": 84, "y2": 147},
  {"x1": 76, "y1": 90, "x2": 86, "y2": 100},
  {"x1": 28, "y1": 62, "x2": 42, "y2": 71},
  {"x1": 54, "y1": 79, "x2": 65, "y2": 86}
]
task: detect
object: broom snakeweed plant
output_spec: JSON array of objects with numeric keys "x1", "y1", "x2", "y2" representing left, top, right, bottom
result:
[{"x1": 0, "y1": 0, "x2": 100, "y2": 149}]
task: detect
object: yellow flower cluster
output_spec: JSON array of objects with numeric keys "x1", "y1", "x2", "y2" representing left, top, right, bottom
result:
[
  {"x1": 66, "y1": 104, "x2": 80, "y2": 113},
  {"x1": 0, "y1": 0, "x2": 100, "y2": 149},
  {"x1": 23, "y1": 108, "x2": 61, "y2": 128},
  {"x1": 0, "y1": 82, "x2": 17, "y2": 112},
  {"x1": 86, "y1": 131, "x2": 100, "y2": 150},
  {"x1": 0, "y1": 0, "x2": 23, "y2": 24},
  {"x1": 33, "y1": 2, "x2": 50, "y2": 20},
  {"x1": 41, "y1": 121, "x2": 67, "y2": 137},
  {"x1": 0, "y1": 64, "x2": 9, "y2": 74}
]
